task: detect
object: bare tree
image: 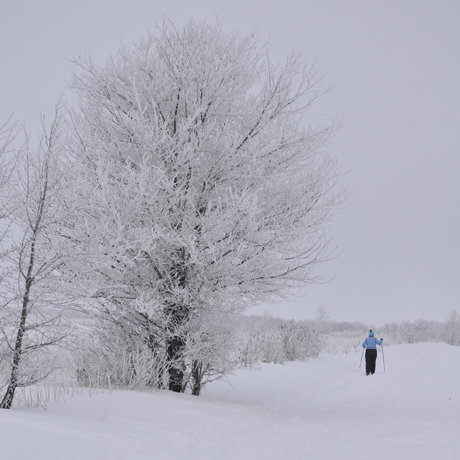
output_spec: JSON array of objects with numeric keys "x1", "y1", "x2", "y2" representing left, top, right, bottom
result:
[
  {"x1": 315, "y1": 304, "x2": 332, "y2": 334},
  {"x1": 0, "y1": 109, "x2": 72, "y2": 409},
  {"x1": 0, "y1": 117, "x2": 18, "y2": 190},
  {"x1": 67, "y1": 20, "x2": 343, "y2": 393},
  {"x1": 444, "y1": 310, "x2": 460, "y2": 346}
]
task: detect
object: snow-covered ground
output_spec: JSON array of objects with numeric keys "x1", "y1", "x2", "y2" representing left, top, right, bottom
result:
[{"x1": 1, "y1": 342, "x2": 458, "y2": 460}]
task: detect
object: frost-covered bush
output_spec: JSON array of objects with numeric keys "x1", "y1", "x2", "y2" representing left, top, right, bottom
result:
[
  {"x1": 381, "y1": 319, "x2": 444, "y2": 344},
  {"x1": 182, "y1": 314, "x2": 239, "y2": 395},
  {"x1": 68, "y1": 315, "x2": 169, "y2": 391},
  {"x1": 281, "y1": 321, "x2": 324, "y2": 360},
  {"x1": 67, "y1": 311, "x2": 239, "y2": 396},
  {"x1": 316, "y1": 316, "x2": 460, "y2": 350},
  {"x1": 323, "y1": 330, "x2": 368, "y2": 354},
  {"x1": 237, "y1": 319, "x2": 325, "y2": 366},
  {"x1": 238, "y1": 329, "x2": 286, "y2": 366},
  {"x1": 70, "y1": 335, "x2": 169, "y2": 391}
]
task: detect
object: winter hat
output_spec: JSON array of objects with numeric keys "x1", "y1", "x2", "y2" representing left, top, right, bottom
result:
[{"x1": 369, "y1": 330, "x2": 374, "y2": 337}]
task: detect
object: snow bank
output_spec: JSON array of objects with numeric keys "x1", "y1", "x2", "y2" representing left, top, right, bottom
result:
[{"x1": 0, "y1": 342, "x2": 458, "y2": 459}]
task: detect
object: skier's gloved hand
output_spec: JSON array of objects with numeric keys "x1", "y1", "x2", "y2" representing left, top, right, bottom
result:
[{"x1": 380, "y1": 338, "x2": 383, "y2": 341}]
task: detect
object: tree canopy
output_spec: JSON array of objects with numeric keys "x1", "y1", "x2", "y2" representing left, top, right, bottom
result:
[{"x1": 66, "y1": 20, "x2": 342, "y2": 393}]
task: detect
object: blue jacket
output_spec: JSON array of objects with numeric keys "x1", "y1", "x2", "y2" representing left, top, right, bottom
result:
[{"x1": 362, "y1": 337, "x2": 382, "y2": 349}]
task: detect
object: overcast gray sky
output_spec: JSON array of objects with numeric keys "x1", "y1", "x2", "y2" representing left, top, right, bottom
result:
[{"x1": 1, "y1": 1, "x2": 459, "y2": 325}]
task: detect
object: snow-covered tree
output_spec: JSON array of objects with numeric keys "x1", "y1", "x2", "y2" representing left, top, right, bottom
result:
[
  {"x1": 444, "y1": 310, "x2": 460, "y2": 346},
  {"x1": 0, "y1": 109, "x2": 73, "y2": 409},
  {"x1": 67, "y1": 20, "x2": 342, "y2": 393},
  {"x1": 315, "y1": 304, "x2": 332, "y2": 334},
  {"x1": 0, "y1": 117, "x2": 21, "y2": 250}
]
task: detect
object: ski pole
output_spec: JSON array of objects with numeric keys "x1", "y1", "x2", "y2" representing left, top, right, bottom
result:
[
  {"x1": 381, "y1": 341, "x2": 386, "y2": 373},
  {"x1": 359, "y1": 347, "x2": 364, "y2": 370}
]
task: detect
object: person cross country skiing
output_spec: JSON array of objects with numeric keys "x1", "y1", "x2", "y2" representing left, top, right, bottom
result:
[{"x1": 362, "y1": 330, "x2": 382, "y2": 375}]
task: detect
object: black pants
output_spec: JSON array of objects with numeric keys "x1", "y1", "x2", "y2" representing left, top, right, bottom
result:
[{"x1": 365, "y1": 349, "x2": 377, "y2": 375}]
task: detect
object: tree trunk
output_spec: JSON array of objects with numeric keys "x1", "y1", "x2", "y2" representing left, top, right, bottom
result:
[
  {"x1": 0, "y1": 351, "x2": 21, "y2": 409},
  {"x1": 166, "y1": 335, "x2": 185, "y2": 392},
  {"x1": 0, "y1": 284, "x2": 30, "y2": 409},
  {"x1": 191, "y1": 360, "x2": 203, "y2": 396},
  {"x1": 1, "y1": 236, "x2": 36, "y2": 409}
]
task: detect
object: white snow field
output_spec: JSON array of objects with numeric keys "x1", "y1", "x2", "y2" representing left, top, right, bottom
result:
[{"x1": 0, "y1": 342, "x2": 459, "y2": 460}]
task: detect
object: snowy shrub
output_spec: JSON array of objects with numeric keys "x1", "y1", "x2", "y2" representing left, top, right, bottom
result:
[
  {"x1": 238, "y1": 332, "x2": 264, "y2": 369},
  {"x1": 66, "y1": 314, "x2": 170, "y2": 391},
  {"x1": 258, "y1": 330, "x2": 287, "y2": 364},
  {"x1": 237, "y1": 329, "x2": 286, "y2": 366},
  {"x1": 280, "y1": 321, "x2": 324, "y2": 360},
  {"x1": 237, "y1": 318, "x2": 325, "y2": 365},
  {"x1": 320, "y1": 330, "x2": 367, "y2": 354},
  {"x1": 381, "y1": 319, "x2": 444, "y2": 345},
  {"x1": 182, "y1": 319, "x2": 239, "y2": 395},
  {"x1": 67, "y1": 311, "x2": 240, "y2": 395},
  {"x1": 70, "y1": 335, "x2": 169, "y2": 391}
]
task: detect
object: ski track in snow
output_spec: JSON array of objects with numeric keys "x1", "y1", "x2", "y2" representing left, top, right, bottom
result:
[{"x1": 0, "y1": 342, "x2": 458, "y2": 459}]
